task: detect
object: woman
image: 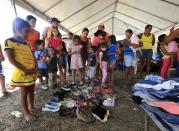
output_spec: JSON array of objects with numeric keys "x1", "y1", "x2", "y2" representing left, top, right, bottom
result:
[{"x1": 138, "y1": 24, "x2": 155, "y2": 75}]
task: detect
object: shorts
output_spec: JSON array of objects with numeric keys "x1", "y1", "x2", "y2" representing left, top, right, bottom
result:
[
  {"x1": 58, "y1": 56, "x2": 67, "y2": 69},
  {"x1": 87, "y1": 66, "x2": 96, "y2": 79},
  {"x1": 142, "y1": 49, "x2": 153, "y2": 62},
  {"x1": 124, "y1": 55, "x2": 137, "y2": 67},
  {"x1": 39, "y1": 68, "x2": 48, "y2": 78},
  {"x1": 109, "y1": 60, "x2": 116, "y2": 69},
  {"x1": 0, "y1": 62, "x2": 4, "y2": 77}
]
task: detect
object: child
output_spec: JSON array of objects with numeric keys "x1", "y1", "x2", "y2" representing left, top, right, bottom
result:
[
  {"x1": 130, "y1": 36, "x2": 142, "y2": 75},
  {"x1": 60, "y1": 41, "x2": 68, "y2": 88},
  {"x1": 99, "y1": 42, "x2": 108, "y2": 88},
  {"x1": 119, "y1": 29, "x2": 137, "y2": 84},
  {"x1": 48, "y1": 27, "x2": 66, "y2": 86},
  {"x1": 0, "y1": 44, "x2": 8, "y2": 96},
  {"x1": 34, "y1": 40, "x2": 48, "y2": 90},
  {"x1": 87, "y1": 46, "x2": 97, "y2": 86},
  {"x1": 47, "y1": 47, "x2": 58, "y2": 89},
  {"x1": 69, "y1": 35, "x2": 83, "y2": 86},
  {"x1": 108, "y1": 35, "x2": 118, "y2": 86},
  {"x1": 4, "y1": 17, "x2": 39, "y2": 122},
  {"x1": 26, "y1": 15, "x2": 40, "y2": 51},
  {"x1": 158, "y1": 34, "x2": 176, "y2": 78}
]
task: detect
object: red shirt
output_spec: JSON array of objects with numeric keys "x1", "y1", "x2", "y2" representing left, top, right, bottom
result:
[
  {"x1": 48, "y1": 37, "x2": 62, "y2": 49},
  {"x1": 26, "y1": 29, "x2": 40, "y2": 51},
  {"x1": 92, "y1": 37, "x2": 102, "y2": 47}
]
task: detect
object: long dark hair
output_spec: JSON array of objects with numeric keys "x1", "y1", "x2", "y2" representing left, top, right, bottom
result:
[
  {"x1": 109, "y1": 35, "x2": 117, "y2": 44},
  {"x1": 157, "y1": 34, "x2": 166, "y2": 53},
  {"x1": 51, "y1": 27, "x2": 61, "y2": 37}
]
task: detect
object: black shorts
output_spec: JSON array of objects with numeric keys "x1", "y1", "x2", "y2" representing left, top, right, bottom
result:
[{"x1": 39, "y1": 68, "x2": 48, "y2": 78}]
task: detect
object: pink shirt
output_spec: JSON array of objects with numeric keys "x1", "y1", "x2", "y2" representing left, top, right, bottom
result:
[
  {"x1": 167, "y1": 41, "x2": 178, "y2": 53},
  {"x1": 92, "y1": 37, "x2": 102, "y2": 47}
]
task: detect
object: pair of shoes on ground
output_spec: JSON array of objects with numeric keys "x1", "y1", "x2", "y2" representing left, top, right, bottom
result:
[{"x1": 42, "y1": 99, "x2": 61, "y2": 112}]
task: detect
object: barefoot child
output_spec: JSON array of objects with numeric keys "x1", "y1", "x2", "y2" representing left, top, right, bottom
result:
[
  {"x1": 99, "y1": 42, "x2": 108, "y2": 88},
  {"x1": 69, "y1": 35, "x2": 83, "y2": 86},
  {"x1": 4, "y1": 17, "x2": 39, "y2": 122}
]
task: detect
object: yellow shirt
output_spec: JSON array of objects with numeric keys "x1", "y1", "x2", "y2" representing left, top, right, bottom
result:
[
  {"x1": 4, "y1": 38, "x2": 37, "y2": 87},
  {"x1": 141, "y1": 33, "x2": 153, "y2": 49}
]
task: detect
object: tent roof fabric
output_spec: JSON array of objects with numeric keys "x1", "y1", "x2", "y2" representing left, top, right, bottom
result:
[{"x1": 15, "y1": 0, "x2": 179, "y2": 36}]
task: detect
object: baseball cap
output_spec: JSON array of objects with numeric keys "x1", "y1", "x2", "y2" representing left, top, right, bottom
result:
[{"x1": 51, "y1": 17, "x2": 60, "y2": 23}]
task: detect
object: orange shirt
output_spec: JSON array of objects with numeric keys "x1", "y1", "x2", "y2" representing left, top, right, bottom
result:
[{"x1": 26, "y1": 29, "x2": 40, "y2": 51}]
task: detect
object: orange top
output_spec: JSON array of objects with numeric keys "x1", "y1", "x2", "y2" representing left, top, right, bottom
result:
[{"x1": 26, "y1": 29, "x2": 40, "y2": 51}]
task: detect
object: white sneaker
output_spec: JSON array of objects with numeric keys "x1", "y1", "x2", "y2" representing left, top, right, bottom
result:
[
  {"x1": 41, "y1": 85, "x2": 48, "y2": 90},
  {"x1": 42, "y1": 106, "x2": 59, "y2": 112},
  {"x1": 103, "y1": 98, "x2": 115, "y2": 107}
]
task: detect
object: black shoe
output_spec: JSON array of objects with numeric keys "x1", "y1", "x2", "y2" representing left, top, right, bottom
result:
[{"x1": 62, "y1": 84, "x2": 71, "y2": 91}]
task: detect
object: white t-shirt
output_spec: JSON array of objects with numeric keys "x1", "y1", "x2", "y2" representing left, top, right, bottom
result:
[{"x1": 64, "y1": 39, "x2": 73, "y2": 52}]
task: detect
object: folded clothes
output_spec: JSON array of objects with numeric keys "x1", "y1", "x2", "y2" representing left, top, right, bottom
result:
[
  {"x1": 144, "y1": 100, "x2": 179, "y2": 115},
  {"x1": 135, "y1": 80, "x2": 179, "y2": 91},
  {"x1": 145, "y1": 74, "x2": 164, "y2": 83},
  {"x1": 142, "y1": 103, "x2": 179, "y2": 125}
]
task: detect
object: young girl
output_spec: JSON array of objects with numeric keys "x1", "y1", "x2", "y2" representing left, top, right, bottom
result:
[
  {"x1": 80, "y1": 28, "x2": 89, "y2": 82},
  {"x1": 108, "y1": 35, "x2": 118, "y2": 86},
  {"x1": 4, "y1": 17, "x2": 39, "y2": 122},
  {"x1": 48, "y1": 27, "x2": 66, "y2": 86},
  {"x1": 69, "y1": 35, "x2": 83, "y2": 85},
  {"x1": 60, "y1": 41, "x2": 67, "y2": 88},
  {"x1": 92, "y1": 30, "x2": 103, "y2": 81},
  {"x1": 99, "y1": 42, "x2": 108, "y2": 88},
  {"x1": 158, "y1": 34, "x2": 176, "y2": 78}
]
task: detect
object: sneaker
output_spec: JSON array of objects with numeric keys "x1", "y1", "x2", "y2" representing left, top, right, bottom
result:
[
  {"x1": 41, "y1": 85, "x2": 48, "y2": 90},
  {"x1": 62, "y1": 85, "x2": 71, "y2": 91},
  {"x1": 103, "y1": 98, "x2": 115, "y2": 107},
  {"x1": 45, "y1": 100, "x2": 61, "y2": 108},
  {"x1": 42, "y1": 106, "x2": 60, "y2": 112}
]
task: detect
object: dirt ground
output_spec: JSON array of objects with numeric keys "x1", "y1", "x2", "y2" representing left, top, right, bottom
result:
[{"x1": 0, "y1": 71, "x2": 160, "y2": 131}]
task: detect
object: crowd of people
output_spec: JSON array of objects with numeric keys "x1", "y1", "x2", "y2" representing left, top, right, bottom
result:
[{"x1": 0, "y1": 15, "x2": 179, "y2": 122}]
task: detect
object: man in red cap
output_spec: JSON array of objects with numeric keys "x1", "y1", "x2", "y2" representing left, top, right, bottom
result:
[
  {"x1": 98, "y1": 23, "x2": 110, "y2": 41},
  {"x1": 42, "y1": 17, "x2": 61, "y2": 48}
]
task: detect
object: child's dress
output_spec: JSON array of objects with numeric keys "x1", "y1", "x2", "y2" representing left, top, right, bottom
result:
[
  {"x1": 70, "y1": 45, "x2": 83, "y2": 69},
  {"x1": 4, "y1": 38, "x2": 37, "y2": 87}
]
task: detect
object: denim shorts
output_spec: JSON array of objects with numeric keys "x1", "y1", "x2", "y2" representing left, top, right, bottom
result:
[
  {"x1": 109, "y1": 60, "x2": 116, "y2": 69},
  {"x1": 0, "y1": 62, "x2": 4, "y2": 77},
  {"x1": 124, "y1": 55, "x2": 137, "y2": 67},
  {"x1": 142, "y1": 49, "x2": 153, "y2": 62},
  {"x1": 39, "y1": 68, "x2": 48, "y2": 78}
]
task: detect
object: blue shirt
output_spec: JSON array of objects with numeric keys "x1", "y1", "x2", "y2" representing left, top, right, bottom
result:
[
  {"x1": 34, "y1": 49, "x2": 48, "y2": 69},
  {"x1": 120, "y1": 39, "x2": 134, "y2": 56},
  {"x1": 108, "y1": 44, "x2": 117, "y2": 61}
]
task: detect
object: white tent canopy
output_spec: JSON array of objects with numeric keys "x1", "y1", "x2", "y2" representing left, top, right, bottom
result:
[{"x1": 15, "y1": 0, "x2": 179, "y2": 36}]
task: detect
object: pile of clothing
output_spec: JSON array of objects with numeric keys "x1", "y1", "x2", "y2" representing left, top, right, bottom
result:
[
  {"x1": 132, "y1": 74, "x2": 179, "y2": 130},
  {"x1": 42, "y1": 84, "x2": 116, "y2": 123}
]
